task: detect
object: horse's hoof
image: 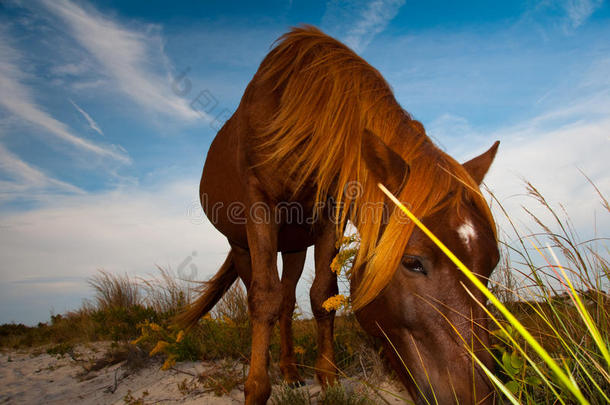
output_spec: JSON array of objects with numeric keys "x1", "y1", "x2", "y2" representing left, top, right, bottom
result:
[{"x1": 287, "y1": 381, "x2": 306, "y2": 389}]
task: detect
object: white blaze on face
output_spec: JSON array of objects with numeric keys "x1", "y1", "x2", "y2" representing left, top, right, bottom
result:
[{"x1": 458, "y1": 219, "x2": 477, "y2": 249}]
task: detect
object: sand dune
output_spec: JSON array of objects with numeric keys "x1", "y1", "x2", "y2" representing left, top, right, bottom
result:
[{"x1": 0, "y1": 343, "x2": 408, "y2": 404}]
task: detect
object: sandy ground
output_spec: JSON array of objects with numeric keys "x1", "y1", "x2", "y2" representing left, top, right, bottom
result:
[{"x1": 0, "y1": 343, "x2": 410, "y2": 404}]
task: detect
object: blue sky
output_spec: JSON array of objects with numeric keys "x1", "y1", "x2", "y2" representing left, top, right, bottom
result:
[{"x1": 0, "y1": 0, "x2": 609, "y2": 324}]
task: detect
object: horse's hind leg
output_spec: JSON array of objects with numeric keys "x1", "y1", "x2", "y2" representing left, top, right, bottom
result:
[
  {"x1": 310, "y1": 226, "x2": 339, "y2": 386},
  {"x1": 279, "y1": 250, "x2": 306, "y2": 385}
]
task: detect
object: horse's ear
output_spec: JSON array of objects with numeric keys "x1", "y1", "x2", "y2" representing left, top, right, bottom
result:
[
  {"x1": 462, "y1": 141, "x2": 500, "y2": 185},
  {"x1": 361, "y1": 129, "x2": 409, "y2": 194}
]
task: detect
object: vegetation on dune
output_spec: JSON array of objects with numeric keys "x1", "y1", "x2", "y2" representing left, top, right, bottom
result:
[
  {"x1": 483, "y1": 182, "x2": 610, "y2": 404},
  {"x1": 0, "y1": 267, "x2": 384, "y2": 402},
  {"x1": 0, "y1": 180, "x2": 608, "y2": 404}
]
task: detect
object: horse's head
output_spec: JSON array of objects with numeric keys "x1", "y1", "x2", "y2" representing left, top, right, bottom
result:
[{"x1": 354, "y1": 131, "x2": 500, "y2": 404}]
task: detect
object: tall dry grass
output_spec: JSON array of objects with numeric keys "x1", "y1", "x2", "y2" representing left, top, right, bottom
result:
[
  {"x1": 140, "y1": 266, "x2": 195, "y2": 315},
  {"x1": 89, "y1": 270, "x2": 142, "y2": 309}
]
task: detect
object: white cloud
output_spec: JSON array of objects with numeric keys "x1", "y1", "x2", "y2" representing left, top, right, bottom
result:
[
  {"x1": 322, "y1": 0, "x2": 405, "y2": 53},
  {"x1": 69, "y1": 99, "x2": 104, "y2": 136},
  {"x1": 487, "y1": 117, "x2": 610, "y2": 232},
  {"x1": 0, "y1": 35, "x2": 130, "y2": 162},
  {"x1": 448, "y1": 82, "x2": 610, "y2": 246},
  {"x1": 40, "y1": 0, "x2": 203, "y2": 121},
  {"x1": 0, "y1": 143, "x2": 84, "y2": 200},
  {"x1": 0, "y1": 179, "x2": 229, "y2": 323}
]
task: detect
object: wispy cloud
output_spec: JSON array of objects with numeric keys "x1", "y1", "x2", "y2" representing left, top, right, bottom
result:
[
  {"x1": 69, "y1": 99, "x2": 104, "y2": 136},
  {"x1": 520, "y1": 0, "x2": 604, "y2": 32},
  {"x1": 0, "y1": 35, "x2": 130, "y2": 162},
  {"x1": 0, "y1": 179, "x2": 228, "y2": 323},
  {"x1": 562, "y1": 0, "x2": 604, "y2": 28},
  {"x1": 12, "y1": 276, "x2": 85, "y2": 285},
  {"x1": 0, "y1": 143, "x2": 84, "y2": 199},
  {"x1": 41, "y1": 0, "x2": 202, "y2": 121},
  {"x1": 343, "y1": 0, "x2": 405, "y2": 52},
  {"x1": 51, "y1": 61, "x2": 89, "y2": 77},
  {"x1": 322, "y1": 0, "x2": 405, "y2": 53}
]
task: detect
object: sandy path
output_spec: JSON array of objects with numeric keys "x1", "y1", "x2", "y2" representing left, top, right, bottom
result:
[{"x1": 0, "y1": 344, "x2": 409, "y2": 404}]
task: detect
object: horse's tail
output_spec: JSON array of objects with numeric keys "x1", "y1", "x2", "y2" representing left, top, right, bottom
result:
[{"x1": 174, "y1": 250, "x2": 238, "y2": 330}]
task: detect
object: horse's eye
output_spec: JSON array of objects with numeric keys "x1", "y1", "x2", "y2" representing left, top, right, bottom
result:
[{"x1": 402, "y1": 255, "x2": 426, "y2": 275}]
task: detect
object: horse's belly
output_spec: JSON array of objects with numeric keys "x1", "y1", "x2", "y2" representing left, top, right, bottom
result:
[{"x1": 200, "y1": 119, "x2": 249, "y2": 247}]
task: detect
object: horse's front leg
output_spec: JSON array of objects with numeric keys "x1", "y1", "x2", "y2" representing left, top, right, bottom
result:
[
  {"x1": 310, "y1": 225, "x2": 339, "y2": 386},
  {"x1": 243, "y1": 208, "x2": 281, "y2": 404}
]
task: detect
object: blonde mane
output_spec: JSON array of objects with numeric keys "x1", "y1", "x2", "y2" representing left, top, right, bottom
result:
[{"x1": 253, "y1": 26, "x2": 496, "y2": 310}]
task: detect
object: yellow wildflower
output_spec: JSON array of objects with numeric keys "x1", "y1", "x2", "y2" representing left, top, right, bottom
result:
[
  {"x1": 294, "y1": 346, "x2": 306, "y2": 355},
  {"x1": 322, "y1": 294, "x2": 346, "y2": 312},
  {"x1": 149, "y1": 340, "x2": 169, "y2": 356},
  {"x1": 149, "y1": 323, "x2": 162, "y2": 332},
  {"x1": 330, "y1": 256, "x2": 341, "y2": 274},
  {"x1": 161, "y1": 355, "x2": 177, "y2": 370},
  {"x1": 335, "y1": 235, "x2": 353, "y2": 249}
]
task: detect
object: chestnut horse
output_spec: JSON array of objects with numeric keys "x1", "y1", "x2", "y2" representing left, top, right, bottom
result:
[{"x1": 178, "y1": 26, "x2": 500, "y2": 404}]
